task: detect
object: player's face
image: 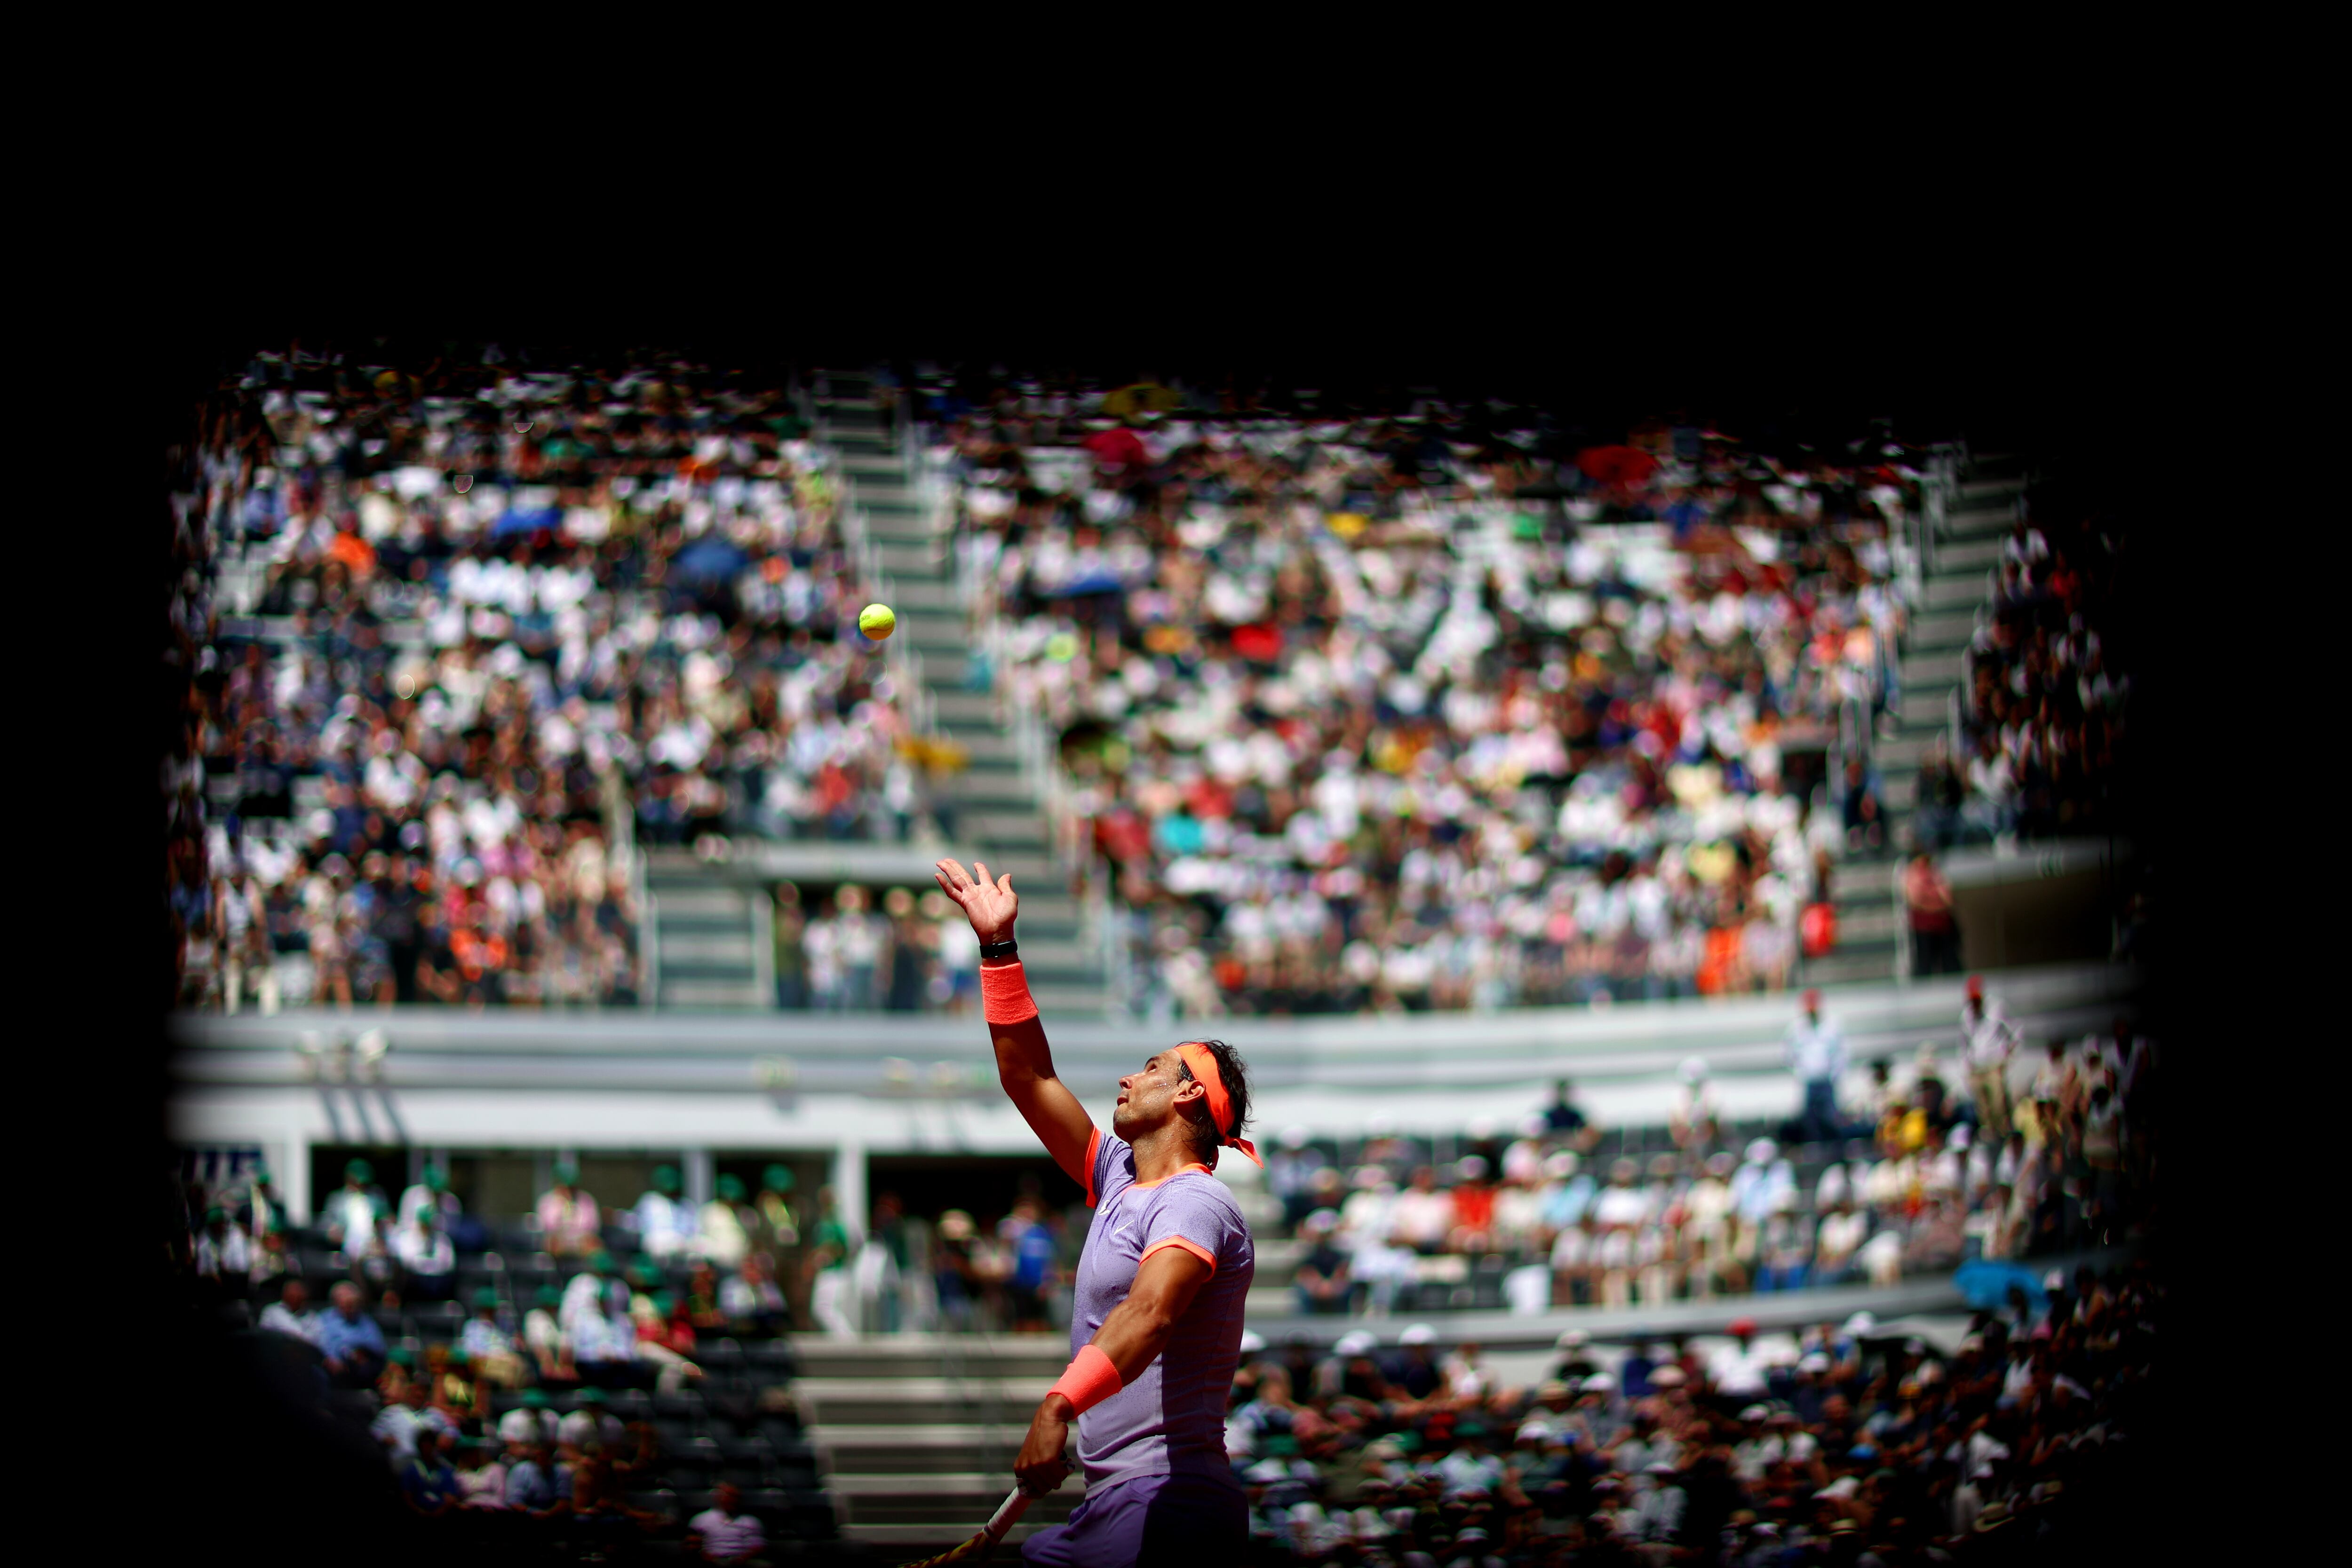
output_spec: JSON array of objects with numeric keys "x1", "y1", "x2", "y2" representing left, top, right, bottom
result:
[{"x1": 1113, "y1": 1052, "x2": 1194, "y2": 1136}]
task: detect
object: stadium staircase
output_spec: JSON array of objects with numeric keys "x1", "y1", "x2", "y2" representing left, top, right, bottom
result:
[
  {"x1": 1803, "y1": 456, "x2": 2032, "y2": 988},
  {"x1": 646, "y1": 373, "x2": 1112, "y2": 1014},
  {"x1": 795, "y1": 1334, "x2": 1085, "y2": 1551}
]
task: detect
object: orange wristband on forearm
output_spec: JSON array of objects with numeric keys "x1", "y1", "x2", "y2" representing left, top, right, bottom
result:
[
  {"x1": 981, "y1": 960, "x2": 1039, "y2": 1025},
  {"x1": 1048, "y1": 1344, "x2": 1122, "y2": 1415}
]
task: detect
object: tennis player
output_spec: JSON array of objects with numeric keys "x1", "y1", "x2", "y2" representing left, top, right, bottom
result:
[{"x1": 932, "y1": 858, "x2": 1256, "y2": 1566}]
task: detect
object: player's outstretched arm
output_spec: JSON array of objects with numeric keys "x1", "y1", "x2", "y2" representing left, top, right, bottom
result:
[{"x1": 933, "y1": 857, "x2": 1094, "y2": 1185}]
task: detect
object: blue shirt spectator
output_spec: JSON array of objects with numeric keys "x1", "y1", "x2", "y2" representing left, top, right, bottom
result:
[{"x1": 317, "y1": 1280, "x2": 387, "y2": 1381}]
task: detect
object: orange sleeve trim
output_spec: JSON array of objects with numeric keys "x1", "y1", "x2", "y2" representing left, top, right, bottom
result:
[
  {"x1": 1081, "y1": 1126, "x2": 1103, "y2": 1208},
  {"x1": 1140, "y1": 1235, "x2": 1217, "y2": 1276}
]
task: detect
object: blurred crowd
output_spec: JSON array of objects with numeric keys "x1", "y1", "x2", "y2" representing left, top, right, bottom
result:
[
  {"x1": 1221, "y1": 1262, "x2": 2157, "y2": 1564},
  {"x1": 1911, "y1": 488, "x2": 2132, "y2": 851},
  {"x1": 767, "y1": 880, "x2": 982, "y2": 1012},
  {"x1": 1256, "y1": 988, "x2": 2153, "y2": 1322},
  {"x1": 936, "y1": 379, "x2": 1921, "y2": 1017},
  {"x1": 170, "y1": 1154, "x2": 843, "y2": 1546},
  {"x1": 163, "y1": 342, "x2": 927, "y2": 1010}
]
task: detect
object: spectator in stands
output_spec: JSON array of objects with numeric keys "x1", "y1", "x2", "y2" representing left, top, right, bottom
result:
[
  {"x1": 755, "y1": 1164, "x2": 800, "y2": 1250},
  {"x1": 1784, "y1": 990, "x2": 1846, "y2": 1146},
  {"x1": 393, "y1": 1204, "x2": 456, "y2": 1300},
  {"x1": 460, "y1": 1288, "x2": 528, "y2": 1387},
  {"x1": 633, "y1": 1164, "x2": 698, "y2": 1259},
  {"x1": 700, "y1": 1174, "x2": 755, "y2": 1269},
  {"x1": 537, "y1": 1163, "x2": 600, "y2": 1256},
  {"x1": 1962, "y1": 975, "x2": 2021, "y2": 1142},
  {"x1": 320, "y1": 1159, "x2": 389, "y2": 1254},
  {"x1": 373, "y1": 1373, "x2": 456, "y2": 1463},
  {"x1": 720, "y1": 1252, "x2": 789, "y2": 1335},
  {"x1": 498, "y1": 1387, "x2": 560, "y2": 1452},
  {"x1": 522, "y1": 1285, "x2": 573, "y2": 1381},
  {"x1": 1904, "y1": 850, "x2": 1962, "y2": 975},
  {"x1": 397, "y1": 1163, "x2": 456, "y2": 1233},
  {"x1": 1669, "y1": 1056, "x2": 1723, "y2": 1153},
  {"x1": 502, "y1": 1439, "x2": 570, "y2": 1518},
  {"x1": 193, "y1": 1206, "x2": 252, "y2": 1283},
  {"x1": 558, "y1": 1387, "x2": 626, "y2": 1457},
  {"x1": 258, "y1": 1276, "x2": 322, "y2": 1345},
  {"x1": 399, "y1": 1427, "x2": 461, "y2": 1517},
  {"x1": 686, "y1": 1482, "x2": 768, "y2": 1565},
  {"x1": 453, "y1": 1437, "x2": 507, "y2": 1510},
  {"x1": 1293, "y1": 1209, "x2": 1353, "y2": 1315},
  {"x1": 318, "y1": 1280, "x2": 387, "y2": 1388}
]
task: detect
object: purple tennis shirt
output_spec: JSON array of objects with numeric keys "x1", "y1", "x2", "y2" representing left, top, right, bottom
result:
[{"x1": 1069, "y1": 1126, "x2": 1255, "y2": 1490}]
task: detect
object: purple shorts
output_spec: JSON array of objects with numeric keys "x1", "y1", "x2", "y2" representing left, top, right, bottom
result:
[{"x1": 1019, "y1": 1472, "x2": 1246, "y2": 1567}]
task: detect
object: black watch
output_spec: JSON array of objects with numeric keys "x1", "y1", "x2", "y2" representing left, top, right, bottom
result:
[{"x1": 979, "y1": 938, "x2": 1019, "y2": 959}]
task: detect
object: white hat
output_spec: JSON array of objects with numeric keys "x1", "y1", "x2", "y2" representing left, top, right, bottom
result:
[
  {"x1": 1679, "y1": 1055, "x2": 1709, "y2": 1084},
  {"x1": 1556, "y1": 1329, "x2": 1589, "y2": 1351},
  {"x1": 1579, "y1": 1372, "x2": 1615, "y2": 1393},
  {"x1": 1648, "y1": 1366, "x2": 1686, "y2": 1388},
  {"x1": 1399, "y1": 1324, "x2": 1438, "y2": 1347},
  {"x1": 1544, "y1": 1151, "x2": 1579, "y2": 1179},
  {"x1": 1746, "y1": 1138, "x2": 1778, "y2": 1164},
  {"x1": 1516, "y1": 1421, "x2": 1554, "y2": 1443},
  {"x1": 1739, "y1": 1404, "x2": 1771, "y2": 1422},
  {"x1": 1843, "y1": 1312, "x2": 1876, "y2": 1335},
  {"x1": 1303, "y1": 1209, "x2": 1341, "y2": 1233},
  {"x1": 1335, "y1": 1330, "x2": 1379, "y2": 1357},
  {"x1": 1239, "y1": 1331, "x2": 1267, "y2": 1354},
  {"x1": 1455, "y1": 1155, "x2": 1488, "y2": 1181},
  {"x1": 1798, "y1": 1353, "x2": 1831, "y2": 1374},
  {"x1": 1281, "y1": 1125, "x2": 1313, "y2": 1150}
]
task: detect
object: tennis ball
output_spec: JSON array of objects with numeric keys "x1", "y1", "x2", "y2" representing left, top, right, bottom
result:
[{"x1": 858, "y1": 603, "x2": 896, "y2": 641}]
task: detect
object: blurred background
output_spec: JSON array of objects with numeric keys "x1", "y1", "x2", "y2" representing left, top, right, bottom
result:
[{"x1": 153, "y1": 339, "x2": 2160, "y2": 1562}]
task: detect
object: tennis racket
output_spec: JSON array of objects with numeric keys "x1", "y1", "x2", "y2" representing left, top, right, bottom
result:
[{"x1": 895, "y1": 1484, "x2": 1037, "y2": 1567}]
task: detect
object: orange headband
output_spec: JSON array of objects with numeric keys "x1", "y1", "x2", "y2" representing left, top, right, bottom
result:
[{"x1": 1172, "y1": 1042, "x2": 1261, "y2": 1168}]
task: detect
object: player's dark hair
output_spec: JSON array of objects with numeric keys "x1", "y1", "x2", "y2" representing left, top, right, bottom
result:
[{"x1": 1174, "y1": 1038, "x2": 1252, "y2": 1164}]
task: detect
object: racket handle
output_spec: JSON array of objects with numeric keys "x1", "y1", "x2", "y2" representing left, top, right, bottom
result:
[{"x1": 985, "y1": 1487, "x2": 1033, "y2": 1541}]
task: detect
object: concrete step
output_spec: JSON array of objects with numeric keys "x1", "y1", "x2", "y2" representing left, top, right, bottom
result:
[
  {"x1": 790, "y1": 1337, "x2": 1070, "y2": 1381},
  {"x1": 877, "y1": 543, "x2": 948, "y2": 576},
  {"x1": 658, "y1": 934, "x2": 757, "y2": 965},
  {"x1": 934, "y1": 692, "x2": 1003, "y2": 725},
  {"x1": 964, "y1": 812, "x2": 1049, "y2": 847},
  {"x1": 1923, "y1": 572, "x2": 1989, "y2": 610},
  {"x1": 1900, "y1": 650, "x2": 1964, "y2": 686},
  {"x1": 1897, "y1": 688, "x2": 1949, "y2": 728},
  {"x1": 937, "y1": 773, "x2": 1043, "y2": 808},
  {"x1": 1946, "y1": 507, "x2": 2013, "y2": 539},
  {"x1": 649, "y1": 887, "x2": 753, "y2": 918},
  {"x1": 1935, "y1": 536, "x2": 2003, "y2": 572},
  {"x1": 1956, "y1": 476, "x2": 2026, "y2": 501},
  {"x1": 798, "y1": 1379, "x2": 1046, "y2": 1425},
  {"x1": 1908, "y1": 607, "x2": 1978, "y2": 652},
  {"x1": 1799, "y1": 951, "x2": 1896, "y2": 987},
  {"x1": 1833, "y1": 903, "x2": 1902, "y2": 943},
  {"x1": 882, "y1": 580, "x2": 966, "y2": 613},
  {"x1": 1029, "y1": 984, "x2": 1113, "y2": 1014},
  {"x1": 660, "y1": 979, "x2": 768, "y2": 1007}
]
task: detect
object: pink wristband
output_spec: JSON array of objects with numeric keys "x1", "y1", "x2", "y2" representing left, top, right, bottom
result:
[
  {"x1": 981, "y1": 960, "x2": 1039, "y2": 1024},
  {"x1": 1048, "y1": 1344, "x2": 1123, "y2": 1416}
]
